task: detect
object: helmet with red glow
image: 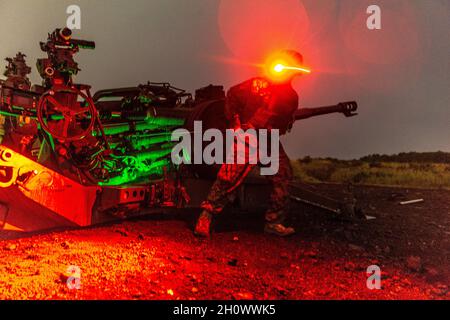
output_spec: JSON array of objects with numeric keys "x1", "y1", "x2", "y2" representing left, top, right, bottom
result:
[{"x1": 265, "y1": 49, "x2": 310, "y2": 83}]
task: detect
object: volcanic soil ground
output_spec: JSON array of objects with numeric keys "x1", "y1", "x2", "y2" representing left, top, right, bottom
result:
[{"x1": 0, "y1": 184, "x2": 449, "y2": 300}]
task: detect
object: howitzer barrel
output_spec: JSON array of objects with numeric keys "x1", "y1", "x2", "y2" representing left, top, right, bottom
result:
[{"x1": 294, "y1": 101, "x2": 358, "y2": 121}]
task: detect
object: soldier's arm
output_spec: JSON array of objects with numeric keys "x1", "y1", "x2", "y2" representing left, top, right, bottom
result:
[
  {"x1": 247, "y1": 107, "x2": 272, "y2": 129},
  {"x1": 286, "y1": 93, "x2": 300, "y2": 133}
]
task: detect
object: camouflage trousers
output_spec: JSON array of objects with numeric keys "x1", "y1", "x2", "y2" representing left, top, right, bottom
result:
[{"x1": 201, "y1": 142, "x2": 293, "y2": 224}]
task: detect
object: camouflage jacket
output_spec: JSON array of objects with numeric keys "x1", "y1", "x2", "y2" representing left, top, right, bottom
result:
[{"x1": 224, "y1": 77, "x2": 299, "y2": 134}]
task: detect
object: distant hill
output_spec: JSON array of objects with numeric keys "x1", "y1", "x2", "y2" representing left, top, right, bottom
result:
[{"x1": 359, "y1": 152, "x2": 450, "y2": 164}]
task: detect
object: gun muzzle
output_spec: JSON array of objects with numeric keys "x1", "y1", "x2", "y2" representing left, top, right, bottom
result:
[{"x1": 338, "y1": 101, "x2": 358, "y2": 117}]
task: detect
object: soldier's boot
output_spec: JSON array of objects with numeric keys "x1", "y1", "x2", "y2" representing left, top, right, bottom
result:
[
  {"x1": 264, "y1": 209, "x2": 295, "y2": 237},
  {"x1": 264, "y1": 223, "x2": 296, "y2": 237},
  {"x1": 194, "y1": 210, "x2": 213, "y2": 238}
]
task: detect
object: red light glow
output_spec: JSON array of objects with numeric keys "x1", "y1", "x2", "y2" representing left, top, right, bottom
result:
[
  {"x1": 264, "y1": 52, "x2": 311, "y2": 82},
  {"x1": 273, "y1": 64, "x2": 311, "y2": 74},
  {"x1": 218, "y1": 0, "x2": 310, "y2": 61}
]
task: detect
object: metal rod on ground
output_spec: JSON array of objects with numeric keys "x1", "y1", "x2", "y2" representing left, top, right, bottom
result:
[
  {"x1": 400, "y1": 199, "x2": 424, "y2": 205},
  {"x1": 290, "y1": 195, "x2": 341, "y2": 215}
]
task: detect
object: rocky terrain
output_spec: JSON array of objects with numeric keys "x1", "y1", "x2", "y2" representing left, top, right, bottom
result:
[{"x1": 0, "y1": 184, "x2": 448, "y2": 300}]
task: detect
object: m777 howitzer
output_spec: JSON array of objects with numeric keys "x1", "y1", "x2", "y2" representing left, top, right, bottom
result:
[{"x1": 0, "y1": 28, "x2": 361, "y2": 237}]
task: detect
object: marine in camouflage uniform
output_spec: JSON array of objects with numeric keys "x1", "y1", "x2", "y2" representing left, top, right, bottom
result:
[{"x1": 195, "y1": 50, "x2": 306, "y2": 238}]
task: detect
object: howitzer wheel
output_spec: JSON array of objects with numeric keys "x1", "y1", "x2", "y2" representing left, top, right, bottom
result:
[{"x1": 37, "y1": 86, "x2": 96, "y2": 141}]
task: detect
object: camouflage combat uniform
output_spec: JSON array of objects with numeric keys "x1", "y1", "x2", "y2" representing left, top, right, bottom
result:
[{"x1": 201, "y1": 77, "x2": 298, "y2": 224}]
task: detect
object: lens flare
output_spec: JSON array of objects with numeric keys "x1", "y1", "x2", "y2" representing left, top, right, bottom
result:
[
  {"x1": 265, "y1": 54, "x2": 311, "y2": 82},
  {"x1": 273, "y1": 64, "x2": 311, "y2": 74},
  {"x1": 274, "y1": 64, "x2": 284, "y2": 73}
]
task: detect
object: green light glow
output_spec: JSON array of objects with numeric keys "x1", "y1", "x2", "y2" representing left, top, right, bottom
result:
[{"x1": 94, "y1": 117, "x2": 185, "y2": 136}]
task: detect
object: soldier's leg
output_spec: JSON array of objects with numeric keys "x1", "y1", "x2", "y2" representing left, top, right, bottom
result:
[
  {"x1": 195, "y1": 131, "x2": 257, "y2": 237},
  {"x1": 202, "y1": 162, "x2": 254, "y2": 214},
  {"x1": 195, "y1": 162, "x2": 255, "y2": 237},
  {"x1": 264, "y1": 144, "x2": 295, "y2": 236}
]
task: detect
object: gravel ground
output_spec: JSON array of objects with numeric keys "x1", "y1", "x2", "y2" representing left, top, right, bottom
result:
[{"x1": 0, "y1": 185, "x2": 448, "y2": 300}]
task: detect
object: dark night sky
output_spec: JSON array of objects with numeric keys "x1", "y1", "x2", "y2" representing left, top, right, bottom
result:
[{"x1": 0, "y1": 0, "x2": 449, "y2": 159}]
